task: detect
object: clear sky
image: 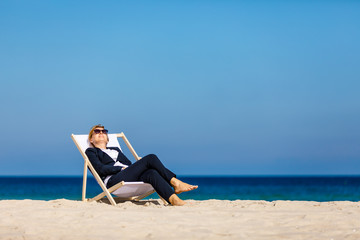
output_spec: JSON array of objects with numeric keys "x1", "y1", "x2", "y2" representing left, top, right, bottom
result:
[{"x1": 0, "y1": 0, "x2": 359, "y2": 176}]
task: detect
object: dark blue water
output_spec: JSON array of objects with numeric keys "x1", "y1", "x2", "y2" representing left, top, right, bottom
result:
[{"x1": 1, "y1": 176, "x2": 360, "y2": 201}]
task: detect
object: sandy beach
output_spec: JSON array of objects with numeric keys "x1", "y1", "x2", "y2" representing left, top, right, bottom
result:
[{"x1": 0, "y1": 199, "x2": 359, "y2": 240}]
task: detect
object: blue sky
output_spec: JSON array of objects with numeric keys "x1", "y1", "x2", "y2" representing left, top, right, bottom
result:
[{"x1": 0, "y1": 0, "x2": 359, "y2": 176}]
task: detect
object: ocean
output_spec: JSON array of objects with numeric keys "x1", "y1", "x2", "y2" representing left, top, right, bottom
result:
[{"x1": 1, "y1": 176, "x2": 360, "y2": 202}]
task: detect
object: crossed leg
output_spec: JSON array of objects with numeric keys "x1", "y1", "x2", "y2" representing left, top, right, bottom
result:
[{"x1": 107, "y1": 154, "x2": 198, "y2": 205}]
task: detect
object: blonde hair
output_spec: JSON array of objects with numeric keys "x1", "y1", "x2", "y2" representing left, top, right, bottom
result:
[{"x1": 88, "y1": 124, "x2": 109, "y2": 147}]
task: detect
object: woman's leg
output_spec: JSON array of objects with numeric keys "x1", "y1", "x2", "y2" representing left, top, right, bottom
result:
[
  {"x1": 138, "y1": 154, "x2": 198, "y2": 194},
  {"x1": 107, "y1": 154, "x2": 175, "y2": 188},
  {"x1": 139, "y1": 154, "x2": 176, "y2": 183},
  {"x1": 139, "y1": 169, "x2": 175, "y2": 203},
  {"x1": 106, "y1": 154, "x2": 197, "y2": 205}
]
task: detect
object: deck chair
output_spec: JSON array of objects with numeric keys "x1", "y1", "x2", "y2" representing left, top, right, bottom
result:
[{"x1": 71, "y1": 132, "x2": 155, "y2": 206}]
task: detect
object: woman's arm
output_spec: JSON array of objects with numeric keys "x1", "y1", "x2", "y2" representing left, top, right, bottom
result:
[{"x1": 85, "y1": 148, "x2": 122, "y2": 177}]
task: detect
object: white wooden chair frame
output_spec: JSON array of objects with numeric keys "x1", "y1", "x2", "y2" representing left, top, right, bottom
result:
[{"x1": 71, "y1": 132, "x2": 156, "y2": 206}]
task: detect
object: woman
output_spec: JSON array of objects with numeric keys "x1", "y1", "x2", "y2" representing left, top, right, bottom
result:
[{"x1": 85, "y1": 124, "x2": 198, "y2": 206}]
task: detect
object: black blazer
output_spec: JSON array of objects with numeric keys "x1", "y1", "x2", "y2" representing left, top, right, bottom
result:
[{"x1": 85, "y1": 147, "x2": 132, "y2": 180}]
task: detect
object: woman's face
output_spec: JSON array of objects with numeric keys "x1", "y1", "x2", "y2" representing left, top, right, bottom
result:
[{"x1": 90, "y1": 127, "x2": 109, "y2": 146}]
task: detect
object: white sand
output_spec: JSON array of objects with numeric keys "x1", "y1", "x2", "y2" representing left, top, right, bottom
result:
[{"x1": 0, "y1": 199, "x2": 359, "y2": 240}]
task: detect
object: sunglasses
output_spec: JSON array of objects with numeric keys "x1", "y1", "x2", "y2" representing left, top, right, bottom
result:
[{"x1": 93, "y1": 129, "x2": 108, "y2": 134}]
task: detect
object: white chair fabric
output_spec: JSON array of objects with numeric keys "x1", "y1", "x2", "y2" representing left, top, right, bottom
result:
[{"x1": 74, "y1": 134, "x2": 122, "y2": 152}]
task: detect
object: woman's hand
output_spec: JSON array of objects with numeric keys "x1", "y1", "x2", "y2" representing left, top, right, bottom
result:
[{"x1": 121, "y1": 166, "x2": 128, "y2": 170}]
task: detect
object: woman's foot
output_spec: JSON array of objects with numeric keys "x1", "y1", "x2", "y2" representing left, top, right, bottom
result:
[
  {"x1": 170, "y1": 178, "x2": 198, "y2": 194},
  {"x1": 169, "y1": 194, "x2": 186, "y2": 206}
]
